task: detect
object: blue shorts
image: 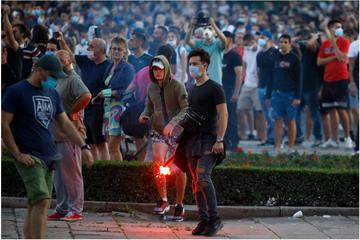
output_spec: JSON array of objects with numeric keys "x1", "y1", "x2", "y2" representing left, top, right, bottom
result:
[{"x1": 271, "y1": 91, "x2": 298, "y2": 120}]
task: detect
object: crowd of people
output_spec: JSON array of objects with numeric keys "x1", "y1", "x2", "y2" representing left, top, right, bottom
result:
[{"x1": 1, "y1": 1, "x2": 359, "y2": 238}]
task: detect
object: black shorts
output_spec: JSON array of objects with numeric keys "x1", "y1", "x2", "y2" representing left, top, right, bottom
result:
[
  {"x1": 321, "y1": 80, "x2": 349, "y2": 110},
  {"x1": 84, "y1": 104, "x2": 106, "y2": 145}
]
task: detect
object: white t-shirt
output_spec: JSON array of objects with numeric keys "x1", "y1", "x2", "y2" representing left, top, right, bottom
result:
[
  {"x1": 75, "y1": 44, "x2": 88, "y2": 55},
  {"x1": 243, "y1": 47, "x2": 260, "y2": 87},
  {"x1": 175, "y1": 45, "x2": 188, "y2": 83},
  {"x1": 348, "y1": 39, "x2": 359, "y2": 58}
]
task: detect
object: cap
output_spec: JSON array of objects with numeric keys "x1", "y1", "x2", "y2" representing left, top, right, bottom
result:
[
  {"x1": 37, "y1": 54, "x2": 67, "y2": 79},
  {"x1": 152, "y1": 59, "x2": 164, "y2": 69},
  {"x1": 260, "y1": 29, "x2": 273, "y2": 40}
]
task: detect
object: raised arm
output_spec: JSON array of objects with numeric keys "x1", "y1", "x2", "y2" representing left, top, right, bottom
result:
[{"x1": 185, "y1": 17, "x2": 197, "y2": 49}]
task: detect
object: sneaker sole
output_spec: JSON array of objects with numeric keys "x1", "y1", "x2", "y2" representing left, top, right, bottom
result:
[
  {"x1": 154, "y1": 205, "x2": 170, "y2": 215},
  {"x1": 62, "y1": 217, "x2": 83, "y2": 222},
  {"x1": 172, "y1": 217, "x2": 185, "y2": 222},
  {"x1": 48, "y1": 218, "x2": 64, "y2": 221}
]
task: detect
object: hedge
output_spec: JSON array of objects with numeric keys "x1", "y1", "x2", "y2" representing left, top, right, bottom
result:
[{"x1": 2, "y1": 155, "x2": 358, "y2": 207}]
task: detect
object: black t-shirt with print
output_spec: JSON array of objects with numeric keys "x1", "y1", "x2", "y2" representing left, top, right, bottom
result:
[{"x1": 188, "y1": 79, "x2": 226, "y2": 135}]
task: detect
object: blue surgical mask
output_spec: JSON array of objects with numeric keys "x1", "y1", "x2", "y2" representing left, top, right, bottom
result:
[
  {"x1": 189, "y1": 65, "x2": 202, "y2": 78},
  {"x1": 335, "y1": 28, "x2": 344, "y2": 37},
  {"x1": 71, "y1": 15, "x2": 79, "y2": 23},
  {"x1": 42, "y1": 76, "x2": 58, "y2": 89},
  {"x1": 45, "y1": 51, "x2": 54, "y2": 55},
  {"x1": 250, "y1": 17, "x2": 257, "y2": 24},
  {"x1": 80, "y1": 38, "x2": 87, "y2": 46},
  {"x1": 37, "y1": 17, "x2": 44, "y2": 25},
  {"x1": 258, "y1": 38, "x2": 266, "y2": 48}
]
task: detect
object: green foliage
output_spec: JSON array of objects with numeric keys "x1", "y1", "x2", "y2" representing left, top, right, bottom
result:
[{"x1": 2, "y1": 153, "x2": 358, "y2": 207}]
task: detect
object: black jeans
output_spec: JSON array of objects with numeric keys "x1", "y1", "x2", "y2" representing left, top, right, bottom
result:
[{"x1": 187, "y1": 140, "x2": 219, "y2": 222}]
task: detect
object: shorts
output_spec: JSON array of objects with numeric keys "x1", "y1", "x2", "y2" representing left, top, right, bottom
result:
[
  {"x1": 150, "y1": 130, "x2": 177, "y2": 153},
  {"x1": 14, "y1": 156, "x2": 53, "y2": 205},
  {"x1": 103, "y1": 99, "x2": 126, "y2": 136},
  {"x1": 348, "y1": 86, "x2": 359, "y2": 108},
  {"x1": 321, "y1": 80, "x2": 349, "y2": 110},
  {"x1": 84, "y1": 104, "x2": 106, "y2": 144},
  {"x1": 271, "y1": 91, "x2": 297, "y2": 120},
  {"x1": 237, "y1": 86, "x2": 262, "y2": 111}
]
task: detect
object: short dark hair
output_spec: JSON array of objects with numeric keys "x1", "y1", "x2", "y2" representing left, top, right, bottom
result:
[
  {"x1": 31, "y1": 24, "x2": 48, "y2": 44},
  {"x1": 157, "y1": 44, "x2": 173, "y2": 63},
  {"x1": 157, "y1": 26, "x2": 169, "y2": 37},
  {"x1": 13, "y1": 23, "x2": 30, "y2": 38},
  {"x1": 188, "y1": 48, "x2": 210, "y2": 65},
  {"x1": 243, "y1": 33, "x2": 254, "y2": 42},
  {"x1": 327, "y1": 19, "x2": 342, "y2": 29},
  {"x1": 47, "y1": 38, "x2": 60, "y2": 50},
  {"x1": 279, "y1": 33, "x2": 291, "y2": 42}
]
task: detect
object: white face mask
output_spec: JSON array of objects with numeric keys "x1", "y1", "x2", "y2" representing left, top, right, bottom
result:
[
  {"x1": 87, "y1": 50, "x2": 95, "y2": 60},
  {"x1": 203, "y1": 29, "x2": 213, "y2": 40},
  {"x1": 167, "y1": 39, "x2": 177, "y2": 48}
]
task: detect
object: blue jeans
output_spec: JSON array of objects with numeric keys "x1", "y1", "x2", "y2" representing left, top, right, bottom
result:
[
  {"x1": 224, "y1": 95, "x2": 239, "y2": 149},
  {"x1": 257, "y1": 88, "x2": 274, "y2": 142},
  {"x1": 296, "y1": 90, "x2": 323, "y2": 141}
]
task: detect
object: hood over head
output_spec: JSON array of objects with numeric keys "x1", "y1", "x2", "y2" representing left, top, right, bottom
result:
[{"x1": 149, "y1": 55, "x2": 171, "y2": 85}]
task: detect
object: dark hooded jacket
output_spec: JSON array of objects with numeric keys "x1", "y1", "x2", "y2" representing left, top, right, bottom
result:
[{"x1": 140, "y1": 55, "x2": 188, "y2": 134}]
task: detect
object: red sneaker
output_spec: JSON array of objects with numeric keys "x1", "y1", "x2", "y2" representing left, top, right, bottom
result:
[
  {"x1": 62, "y1": 212, "x2": 83, "y2": 222},
  {"x1": 48, "y1": 212, "x2": 65, "y2": 221}
]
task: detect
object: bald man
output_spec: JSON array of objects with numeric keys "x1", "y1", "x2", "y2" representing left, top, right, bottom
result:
[
  {"x1": 48, "y1": 50, "x2": 92, "y2": 221},
  {"x1": 58, "y1": 33, "x2": 112, "y2": 160}
]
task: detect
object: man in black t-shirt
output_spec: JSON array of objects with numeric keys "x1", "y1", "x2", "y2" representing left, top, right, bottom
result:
[
  {"x1": 222, "y1": 31, "x2": 242, "y2": 150},
  {"x1": 176, "y1": 48, "x2": 227, "y2": 236}
]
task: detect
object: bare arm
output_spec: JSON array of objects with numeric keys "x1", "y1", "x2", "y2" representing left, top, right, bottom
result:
[
  {"x1": 185, "y1": 17, "x2": 196, "y2": 49},
  {"x1": 209, "y1": 17, "x2": 227, "y2": 48},
  {"x1": 348, "y1": 58, "x2": 356, "y2": 96},
  {"x1": 317, "y1": 56, "x2": 337, "y2": 66},
  {"x1": 57, "y1": 32, "x2": 76, "y2": 64},
  {"x1": 180, "y1": 50, "x2": 187, "y2": 82},
  {"x1": 3, "y1": 5, "x2": 19, "y2": 51},
  {"x1": 211, "y1": 103, "x2": 228, "y2": 154},
  {"x1": 231, "y1": 65, "x2": 243, "y2": 102}
]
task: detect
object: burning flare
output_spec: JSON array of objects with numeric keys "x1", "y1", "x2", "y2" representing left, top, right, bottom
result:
[{"x1": 159, "y1": 165, "x2": 171, "y2": 175}]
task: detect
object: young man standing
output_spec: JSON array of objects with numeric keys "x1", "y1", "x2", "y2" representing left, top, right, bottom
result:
[
  {"x1": 2, "y1": 54, "x2": 93, "y2": 238},
  {"x1": 139, "y1": 55, "x2": 188, "y2": 221},
  {"x1": 265, "y1": 34, "x2": 303, "y2": 155},
  {"x1": 317, "y1": 19, "x2": 353, "y2": 148},
  {"x1": 176, "y1": 48, "x2": 228, "y2": 236}
]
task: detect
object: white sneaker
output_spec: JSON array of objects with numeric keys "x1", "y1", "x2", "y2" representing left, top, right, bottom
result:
[
  {"x1": 343, "y1": 137, "x2": 354, "y2": 149},
  {"x1": 286, "y1": 148, "x2": 296, "y2": 155},
  {"x1": 301, "y1": 140, "x2": 313, "y2": 148},
  {"x1": 320, "y1": 139, "x2": 338, "y2": 148}
]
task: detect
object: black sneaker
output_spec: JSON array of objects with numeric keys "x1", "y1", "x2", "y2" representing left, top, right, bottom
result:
[
  {"x1": 204, "y1": 217, "x2": 223, "y2": 236},
  {"x1": 192, "y1": 220, "x2": 208, "y2": 235},
  {"x1": 172, "y1": 204, "x2": 185, "y2": 222},
  {"x1": 153, "y1": 199, "x2": 170, "y2": 214}
]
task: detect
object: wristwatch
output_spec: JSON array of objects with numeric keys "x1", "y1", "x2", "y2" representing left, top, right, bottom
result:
[
  {"x1": 216, "y1": 138, "x2": 224, "y2": 143},
  {"x1": 81, "y1": 144, "x2": 91, "y2": 150}
]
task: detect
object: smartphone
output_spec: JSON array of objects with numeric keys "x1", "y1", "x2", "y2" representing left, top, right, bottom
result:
[{"x1": 54, "y1": 32, "x2": 60, "y2": 38}]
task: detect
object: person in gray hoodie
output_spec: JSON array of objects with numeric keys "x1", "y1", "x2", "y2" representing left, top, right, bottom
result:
[{"x1": 139, "y1": 54, "x2": 188, "y2": 221}]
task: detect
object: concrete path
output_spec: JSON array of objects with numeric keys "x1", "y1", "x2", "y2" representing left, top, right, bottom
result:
[{"x1": 2, "y1": 208, "x2": 358, "y2": 239}]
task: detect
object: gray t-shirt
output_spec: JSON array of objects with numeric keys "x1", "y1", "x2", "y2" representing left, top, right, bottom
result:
[{"x1": 53, "y1": 68, "x2": 90, "y2": 141}]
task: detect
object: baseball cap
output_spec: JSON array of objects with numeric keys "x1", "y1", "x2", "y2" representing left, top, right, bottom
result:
[
  {"x1": 223, "y1": 30, "x2": 234, "y2": 39},
  {"x1": 152, "y1": 59, "x2": 164, "y2": 69},
  {"x1": 260, "y1": 29, "x2": 273, "y2": 40},
  {"x1": 37, "y1": 54, "x2": 67, "y2": 79}
]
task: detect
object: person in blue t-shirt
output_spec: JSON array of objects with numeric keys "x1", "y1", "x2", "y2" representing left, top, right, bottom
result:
[
  {"x1": 58, "y1": 32, "x2": 112, "y2": 161},
  {"x1": 2, "y1": 54, "x2": 93, "y2": 239}
]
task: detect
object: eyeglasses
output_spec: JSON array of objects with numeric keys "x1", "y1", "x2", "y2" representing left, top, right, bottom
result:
[{"x1": 111, "y1": 47, "x2": 124, "y2": 52}]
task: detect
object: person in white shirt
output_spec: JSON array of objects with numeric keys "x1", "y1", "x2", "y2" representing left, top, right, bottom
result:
[{"x1": 237, "y1": 33, "x2": 266, "y2": 144}]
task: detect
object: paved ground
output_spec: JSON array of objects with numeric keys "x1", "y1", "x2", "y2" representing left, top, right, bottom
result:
[{"x1": 2, "y1": 208, "x2": 358, "y2": 239}]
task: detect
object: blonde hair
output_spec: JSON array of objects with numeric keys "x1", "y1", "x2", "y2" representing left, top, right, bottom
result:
[{"x1": 111, "y1": 36, "x2": 128, "y2": 62}]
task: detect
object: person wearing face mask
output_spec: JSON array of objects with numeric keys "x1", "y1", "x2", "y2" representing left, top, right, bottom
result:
[
  {"x1": 57, "y1": 31, "x2": 112, "y2": 161},
  {"x1": 139, "y1": 55, "x2": 188, "y2": 222},
  {"x1": 174, "y1": 48, "x2": 227, "y2": 236},
  {"x1": 48, "y1": 50, "x2": 92, "y2": 222},
  {"x1": 2, "y1": 54, "x2": 93, "y2": 238},
  {"x1": 167, "y1": 28, "x2": 188, "y2": 83},
  {"x1": 317, "y1": 19, "x2": 353, "y2": 149},
  {"x1": 185, "y1": 17, "x2": 227, "y2": 85},
  {"x1": 46, "y1": 38, "x2": 60, "y2": 55},
  {"x1": 256, "y1": 30, "x2": 277, "y2": 146},
  {"x1": 75, "y1": 37, "x2": 88, "y2": 55},
  {"x1": 92, "y1": 37, "x2": 135, "y2": 161}
]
